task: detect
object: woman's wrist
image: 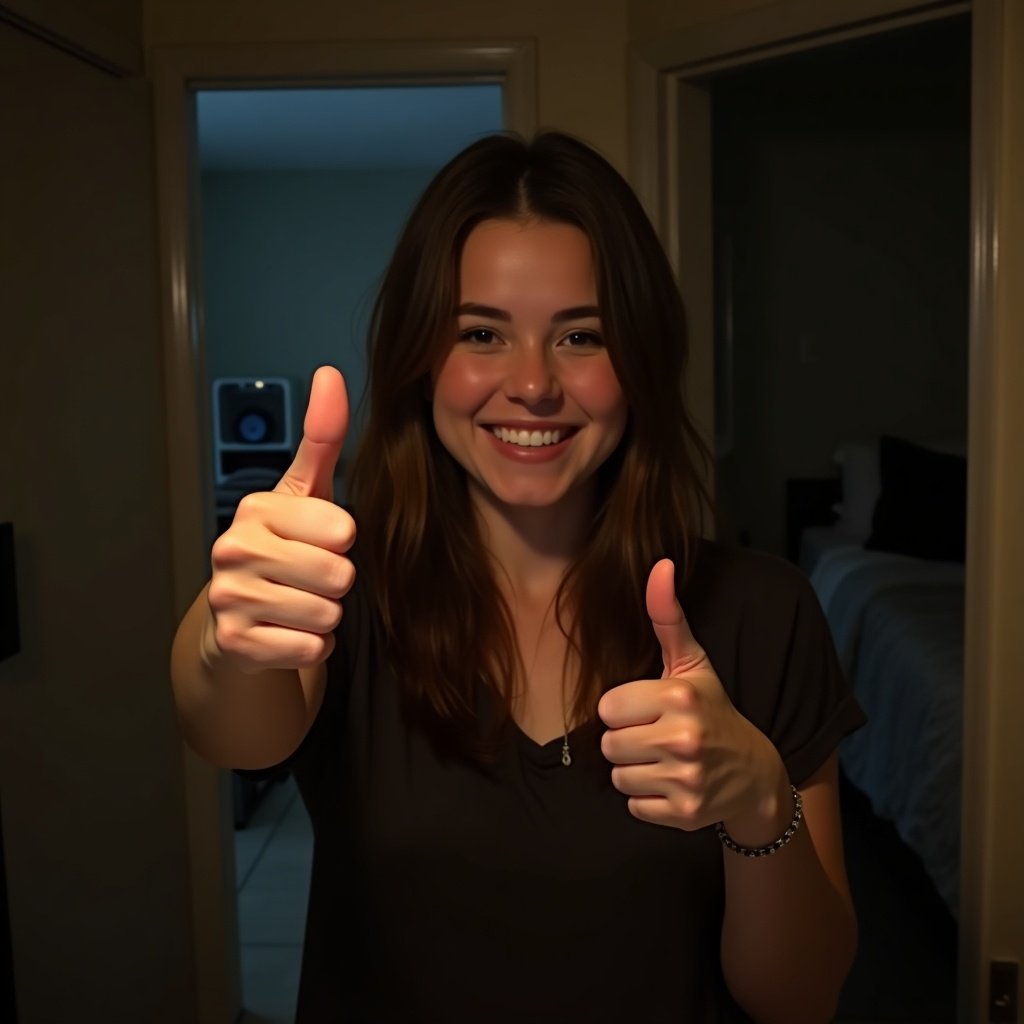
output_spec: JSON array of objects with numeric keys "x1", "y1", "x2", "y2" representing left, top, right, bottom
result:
[
  {"x1": 717, "y1": 785, "x2": 803, "y2": 858},
  {"x1": 720, "y1": 740, "x2": 793, "y2": 849}
]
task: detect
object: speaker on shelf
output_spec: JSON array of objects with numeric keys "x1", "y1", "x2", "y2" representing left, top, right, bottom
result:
[{"x1": 211, "y1": 378, "x2": 295, "y2": 532}]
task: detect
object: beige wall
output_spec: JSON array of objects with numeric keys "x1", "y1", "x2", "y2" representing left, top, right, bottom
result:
[
  {"x1": 629, "y1": 0, "x2": 775, "y2": 36},
  {"x1": 77, "y1": 0, "x2": 143, "y2": 41},
  {"x1": 143, "y1": 0, "x2": 630, "y2": 173},
  {"x1": 628, "y1": 0, "x2": 934, "y2": 39},
  {"x1": 0, "y1": 15, "x2": 195, "y2": 1024}
]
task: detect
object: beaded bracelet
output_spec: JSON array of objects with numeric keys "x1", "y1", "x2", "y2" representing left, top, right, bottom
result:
[{"x1": 714, "y1": 785, "x2": 804, "y2": 858}]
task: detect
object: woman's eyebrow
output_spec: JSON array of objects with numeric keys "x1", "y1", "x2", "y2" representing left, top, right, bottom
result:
[
  {"x1": 455, "y1": 303, "x2": 600, "y2": 323},
  {"x1": 456, "y1": 303, "x2": 510, "y2": 321},
  {"x1": 551, "y1": 305, "x2": 600, "y2": 323}
]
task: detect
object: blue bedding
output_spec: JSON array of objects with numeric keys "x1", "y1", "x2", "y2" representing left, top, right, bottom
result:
[{"x1": 805, "y1": 534, "x2": 965, "y2": 917}]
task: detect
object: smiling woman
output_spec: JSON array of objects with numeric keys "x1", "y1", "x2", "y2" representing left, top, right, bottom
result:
[
  {"x1": 351, "y1": 133, "x2": 714, "y2": 760},
  {"x1": 432, "y1": 218, "x2": 628, "y2": 512},
  {"x1": 170, "y1": 130, "x2": 866, "y2": 1023}
]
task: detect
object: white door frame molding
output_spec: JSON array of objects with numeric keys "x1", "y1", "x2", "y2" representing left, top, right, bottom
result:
[
  {"x1": 628, "y1": 2, "x2": 1018, "y2": 1022},
  {"x1": 151, "y1": 40, "x2": 536, "y2": 1023}
]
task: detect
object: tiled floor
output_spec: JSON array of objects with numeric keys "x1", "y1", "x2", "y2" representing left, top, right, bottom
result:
[
  {"x1": 232, "y1": 772, "x2": 957, "y2": 1024},
  {"x1": 235, "y1": 776, "x2": 310, "y2": 1024}
]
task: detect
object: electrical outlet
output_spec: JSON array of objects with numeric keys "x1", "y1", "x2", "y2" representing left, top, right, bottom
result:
[{"x1": 991, "y1": 960, "x2": 1018, "y2": 1023}]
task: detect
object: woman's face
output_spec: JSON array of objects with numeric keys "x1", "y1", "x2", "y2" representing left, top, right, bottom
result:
[{"x1": 431, "y1": 217, "x2": 628, "y2": 513}]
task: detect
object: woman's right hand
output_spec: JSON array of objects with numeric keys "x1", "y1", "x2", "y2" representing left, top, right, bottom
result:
[{"x1": 203, "y1": 366, "x2": 356, "y2": 675}]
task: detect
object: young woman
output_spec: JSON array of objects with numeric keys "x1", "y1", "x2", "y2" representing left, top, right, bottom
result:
[{"x1": 171, "y1": 131, "x2": 864, "y2": 1023}]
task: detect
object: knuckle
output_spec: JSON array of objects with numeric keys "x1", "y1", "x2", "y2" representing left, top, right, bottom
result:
[
  {"x1": 336, "y1": 558, "x2": 357, "y2": 596},
  {"x1": 665, "y1": 730, "x2": 696, "y2": 759},
  {"x1": 319, "y1": 631, "x2": 337, "y2": 661},
  {"x1": 597, "y1": 692, "x2": 617, "y2": 723},
  {"x1": 293, "y1": 633, "x2": 329, "y2": 668},
  {"x1": 206, "y1": 577, "x2": 231, "y2": 612},
  {"x1": 664, "y1": 682, "x2": 696, "y2": 711},
  {"x1": 236, "y1": 490, "x2": 272, "y2": 518},
  {"x1": 600, "y1": 730, "x2": 617, "y2": 762},
  {"x1": 626, "y1": 798, "x2": 647, "y2": 822},
  {"x1": 214, "y1": 619, "x2": 246, "y2": 654},
  {"x1": 211, "y1": 528, "x2": 258, "y2": 569},
  {"x1": 672, "y1": 793, "x2": 703, "y2": 826},
  {"x1": 207, "y1": 576, "x2": 255, "y2": 618},
  {"x1": 322, "y1": 557, "x2": 355, "y2": 599},
  {"x1": 209, "y1": 531, "x2": 236, "y2": 568},
  {"x1": 316, "y1": 599, "x2": 344, "y2": 634},
  {"x1": 317, "y1": 507, "x2": 356, "y2": 555},
  {"x1": 337, "y1": 510, "x2": 357, "y2": 551}
]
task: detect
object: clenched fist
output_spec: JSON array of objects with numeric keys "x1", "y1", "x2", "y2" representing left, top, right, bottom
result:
[{"x1": 203, "y1": 366, "x2": 357, "y2": 674}]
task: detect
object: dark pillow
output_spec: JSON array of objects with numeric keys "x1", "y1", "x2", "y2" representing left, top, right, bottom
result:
[{"x1": 864, "y1": 435, "x2": 966, "y2": 562}]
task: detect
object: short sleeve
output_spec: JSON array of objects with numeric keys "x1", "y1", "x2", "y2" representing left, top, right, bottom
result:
[
  {"x1": 764, "y1": 576, "x2": 867, "y2": 783},
  {"x1": 683, "y1": 542, "x2": 866, "y2": 787}
]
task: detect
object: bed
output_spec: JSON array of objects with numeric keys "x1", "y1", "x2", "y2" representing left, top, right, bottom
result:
[{"x1": 796, "y1": 435, "x2": 967, "y2": 919}]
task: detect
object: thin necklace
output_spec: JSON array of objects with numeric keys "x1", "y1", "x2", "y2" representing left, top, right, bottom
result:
[
  {"x1": 560, "y1": 670, "x2": 572, "y2": 767},
  {"x1": 520, "y1": 591, "x2": 573, "y2": 768}
]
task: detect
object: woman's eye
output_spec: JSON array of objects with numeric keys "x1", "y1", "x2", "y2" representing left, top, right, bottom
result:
[
  {"x1": 561, "y1": 330, "x2": 603, "y2": 348},
  {"x1": 459, "y1": 328, "x2": 500, "y2": 344}
]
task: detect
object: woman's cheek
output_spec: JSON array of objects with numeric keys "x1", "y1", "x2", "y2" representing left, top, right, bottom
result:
[{"x1": 567, "y1": 356, "x2": 628, "y2": 419}]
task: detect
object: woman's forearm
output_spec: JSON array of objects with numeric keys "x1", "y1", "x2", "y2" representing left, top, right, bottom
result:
[
  {"x1": 170, "y1": 582, "x2": 325, "y2": 769},
  {"x1": 719, "y1": 759, "x2": 857, "y2": 1024}
]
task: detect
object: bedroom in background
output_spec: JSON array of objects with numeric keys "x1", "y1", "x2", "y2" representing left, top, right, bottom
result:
[{"x1": 708, "y1": 13, "x2": 970, "y2": 1023}]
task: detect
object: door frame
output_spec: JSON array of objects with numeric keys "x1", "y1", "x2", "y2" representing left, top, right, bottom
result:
[
  {"x1": 151, "y1": 40, "x2": 536, "y2": 1023},
  {"x1": 628, "y1": 2, "x2": 1015, "y2": 1021}
]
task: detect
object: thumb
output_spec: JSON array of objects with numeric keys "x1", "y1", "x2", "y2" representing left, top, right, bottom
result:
[
  {"x1": 646, "y1": 558, "x2": 705, "y2": 678},
  {"x1": 274, "y1": 366, "x2": 349, "y2": 501}
]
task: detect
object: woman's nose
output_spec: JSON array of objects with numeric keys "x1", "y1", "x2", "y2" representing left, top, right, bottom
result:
[{"x1": 504, "y1": 341, "x2": 561, "y2": 404}]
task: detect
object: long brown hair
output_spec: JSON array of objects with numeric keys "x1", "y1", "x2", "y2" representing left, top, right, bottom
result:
[{"x1": 348, "y1": 130, "x2": 712, "y2": 761}]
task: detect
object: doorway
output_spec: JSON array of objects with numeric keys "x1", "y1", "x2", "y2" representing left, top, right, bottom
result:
[
  {"x1": 628, "y1": 1, "x2": 1011, "y2": 1020},
  {"x1": 708, "y1": 16, "x2": 969, "y2": 1022}
]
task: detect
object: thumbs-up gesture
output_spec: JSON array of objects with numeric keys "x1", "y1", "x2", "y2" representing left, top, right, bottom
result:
[
  {"x1": 204, "y1": 366, "x2": 356, "y2": 674},
  {"x1": 597, "y1": 559, "x2": 788, "y2": 836}
]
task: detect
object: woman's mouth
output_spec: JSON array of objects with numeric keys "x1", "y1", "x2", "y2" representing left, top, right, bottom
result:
[{"x1": 489, "y1": 426, "x2": 577, "y2": 448}]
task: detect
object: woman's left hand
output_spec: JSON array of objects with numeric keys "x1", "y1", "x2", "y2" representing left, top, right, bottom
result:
[{"x1": 597, "y1": 559, "x2": 790, "y2": 839}]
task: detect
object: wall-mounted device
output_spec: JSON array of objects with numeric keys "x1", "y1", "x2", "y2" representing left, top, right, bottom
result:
[
  {"x1": 212, "y1": 376, "x2": 294, "y2": 486},
  {"x1": 212, "y1": 377, "x2": 296, "y2": 539}
]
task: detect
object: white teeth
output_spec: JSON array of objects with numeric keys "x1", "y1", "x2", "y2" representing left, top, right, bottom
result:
[{"x1": 491, "y1": 427, "x2": 564, "y2": 447}]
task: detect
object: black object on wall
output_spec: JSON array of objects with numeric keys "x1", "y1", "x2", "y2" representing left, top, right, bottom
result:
[{"x1": 0, "y1": 523, "x2": 19, "y2": 662}]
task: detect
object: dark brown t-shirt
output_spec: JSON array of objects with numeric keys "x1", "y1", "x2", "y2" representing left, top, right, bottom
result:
[{"x1": 250, "y1": 539, "x2": 865, "y2": 1022}]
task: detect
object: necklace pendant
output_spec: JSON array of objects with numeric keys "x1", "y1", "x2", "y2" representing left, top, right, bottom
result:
[{"x1": 561, "y1": 735, "x2": 572, "y2": 768}]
